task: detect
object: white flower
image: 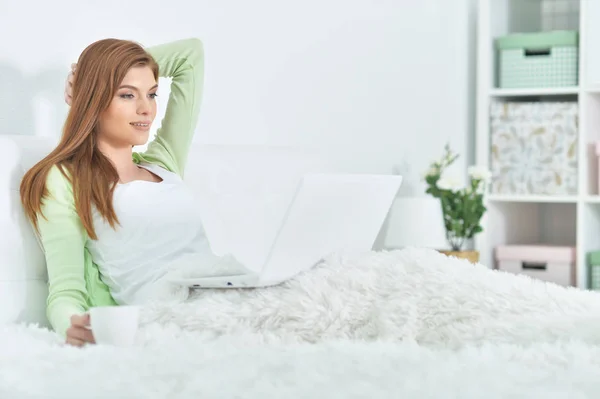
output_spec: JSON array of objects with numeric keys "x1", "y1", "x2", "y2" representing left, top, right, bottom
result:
[
  {"x1": 468, "y1": 165, "x2": 491, "y2": 182},
  {"x1": 437, "y1": 174, "x2": 462, "y2": 191},
  {"x1": 423, "y1": 166, "x2": 439, "y2": 179}
]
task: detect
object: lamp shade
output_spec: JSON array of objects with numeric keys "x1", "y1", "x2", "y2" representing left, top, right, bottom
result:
[{"x1": 380, "y1": 196, "x2": 447, "y2": 250}]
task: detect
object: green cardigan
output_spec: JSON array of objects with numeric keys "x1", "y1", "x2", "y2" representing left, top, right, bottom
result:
[{"x1": 36, "y1": 38, "x2": 204, "y2": 337}]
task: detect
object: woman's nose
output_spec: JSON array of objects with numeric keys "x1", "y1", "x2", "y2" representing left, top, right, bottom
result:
[{"x1": 137, "y1": 98, "x2": 152, "y2": 114}]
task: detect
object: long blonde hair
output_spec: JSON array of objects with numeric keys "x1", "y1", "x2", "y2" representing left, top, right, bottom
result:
[{"x1": 20, "y1": 38, "x2": 159, "y2": 239}]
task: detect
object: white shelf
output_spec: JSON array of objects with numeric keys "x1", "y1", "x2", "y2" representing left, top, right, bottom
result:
[
  {"x1": 487, "y1": 194, "x2": 578, "y2": 203},
  {"x1": 488, "y1": 195, "x2": 600, "y2": 204},
  {"x1": 475, "y1": 0, "x2": 599, "y2": 290},
  {"x1": 490, "y1": 87, "x2": 579, "y2": 97}
]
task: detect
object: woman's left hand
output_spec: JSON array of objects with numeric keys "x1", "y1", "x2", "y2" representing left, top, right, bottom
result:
[{"x1": 64, "y1": 63, "x2": 76, "y2": 106}]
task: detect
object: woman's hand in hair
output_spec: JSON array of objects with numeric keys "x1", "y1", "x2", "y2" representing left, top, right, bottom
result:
[
  {"x1": 65, "y1": 313, "x2": 95, "y2": 347},
  {"x1": 64, "y1": 63, "x2": 76, "y2": 106}
]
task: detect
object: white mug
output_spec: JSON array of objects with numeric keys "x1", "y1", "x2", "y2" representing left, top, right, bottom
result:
[{"x1": 89, "y1": 305, "x2": 140, "y2": 347}]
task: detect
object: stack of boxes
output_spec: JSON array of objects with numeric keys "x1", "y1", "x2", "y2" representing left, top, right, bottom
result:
[{"x1": 491, "y1": 30, "x2": 579, "y2": 287}]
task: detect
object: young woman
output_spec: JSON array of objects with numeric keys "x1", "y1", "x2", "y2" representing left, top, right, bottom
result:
[{"x1": 20, "y1": 37, "x2": 214, "y2": 347}]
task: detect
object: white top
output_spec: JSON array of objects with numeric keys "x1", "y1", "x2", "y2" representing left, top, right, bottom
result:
[{"x1": 86, "y1": 163, "x2": 222, "y2": 305}]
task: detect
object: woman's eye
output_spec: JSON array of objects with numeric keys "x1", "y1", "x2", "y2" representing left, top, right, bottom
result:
[{"x1": 119, "y1": 93, "x2": 157, "y2": 99}]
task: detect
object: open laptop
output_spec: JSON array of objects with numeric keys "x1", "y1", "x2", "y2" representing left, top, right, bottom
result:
[{"x1": 167, "y1": 173, "x2": 403, "y2": 288}]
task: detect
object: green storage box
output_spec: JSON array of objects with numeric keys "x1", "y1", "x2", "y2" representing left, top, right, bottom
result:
[
  {"x1": 587, "y1": 251, "x2": 600, "y2": 290},
  {"x1": 495, "y1": 30, "x2": 579, "y2": 89}
]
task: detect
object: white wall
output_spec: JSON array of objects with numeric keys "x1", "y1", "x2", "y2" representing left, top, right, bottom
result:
[{"x1": 0, "y1": 0, "x2": 476, "y2": 197}]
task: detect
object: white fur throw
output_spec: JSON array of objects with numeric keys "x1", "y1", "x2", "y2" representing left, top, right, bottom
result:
[
  {"x1": 140, "y1": 247, "x2": 600, "y2": 348},
  {"x1": 2, "y1": 247, "x2": 600, "y2": 398}
]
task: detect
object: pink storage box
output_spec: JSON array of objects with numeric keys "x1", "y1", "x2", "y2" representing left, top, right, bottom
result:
[{"x1": 495, "y1": 245, "x2": 576, "y2": 287}]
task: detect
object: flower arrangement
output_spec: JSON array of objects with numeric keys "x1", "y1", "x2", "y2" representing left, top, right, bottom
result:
[{"x1": 423, "y1": 144, "x2": 491, "y2": 252}]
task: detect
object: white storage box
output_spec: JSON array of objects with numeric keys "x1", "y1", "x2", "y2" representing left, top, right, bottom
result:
[
  {"x1": 490, "y1": 101, "x2": 578, "y2": 195},
  {"x1": 495, "y1": 245, "x2": 576, "y2": 287}
]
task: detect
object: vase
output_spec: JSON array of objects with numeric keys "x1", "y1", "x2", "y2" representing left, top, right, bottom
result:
[{"x1": 438, "y1": 250, "x2": 480, "y2": 264}]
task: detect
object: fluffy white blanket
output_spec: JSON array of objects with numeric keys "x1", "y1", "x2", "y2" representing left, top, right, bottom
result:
[{"x1": 2, "y1": 248, "x2": 600, "y2": 398}]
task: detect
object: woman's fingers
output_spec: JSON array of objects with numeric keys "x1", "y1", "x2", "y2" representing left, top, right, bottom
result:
[
  {"x1": 64, "y1": 70, "x2": 73, "y2": 106},
  {"x1": 65, "y1": 336, "x2": 85, "y2": 347},
  {"x1": 77, "y1": 326, "x2": 95, "y2": 342},
  {"x1": 64, "y1": 63, "x2": 77, "y2": 106},
  {"x1": 65, "y1": 314, "x2": 95, "y2": 346},
  {"x1": 70, "y1": 313, "x2": 90, "y2": 328},
  {"x1": 66, "y1": 326, "x2": 95, "y2": 345}
]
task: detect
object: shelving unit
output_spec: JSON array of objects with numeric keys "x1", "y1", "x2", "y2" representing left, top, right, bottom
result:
[{"x1": 475, "y1": 0, "x2": 600, "y2": 289}]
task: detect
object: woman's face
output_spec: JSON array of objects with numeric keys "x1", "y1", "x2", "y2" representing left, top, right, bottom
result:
[{"x1": 96, "y1": 65, "x2": 158, "y2": 148}]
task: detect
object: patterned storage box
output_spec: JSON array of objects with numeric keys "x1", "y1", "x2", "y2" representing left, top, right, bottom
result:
[
  {"x1": 495, "y1": 245, "x2": 576, "y2": 287},
  {"x1": 490, "y1": 101, "x2": 578, "y2": 195},
  {"x1": 496, "y1": 30, "x2": 578, "y2": 88}
]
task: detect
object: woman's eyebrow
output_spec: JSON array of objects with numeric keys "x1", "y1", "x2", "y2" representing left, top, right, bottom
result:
[{"x1": 118, "y1": 84, "x2": 159, "y2": 91}]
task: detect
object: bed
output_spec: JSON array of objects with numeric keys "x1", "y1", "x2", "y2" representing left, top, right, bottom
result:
[{"x1": 1, "y1": 135, "x2": 600, "y2": 398}]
